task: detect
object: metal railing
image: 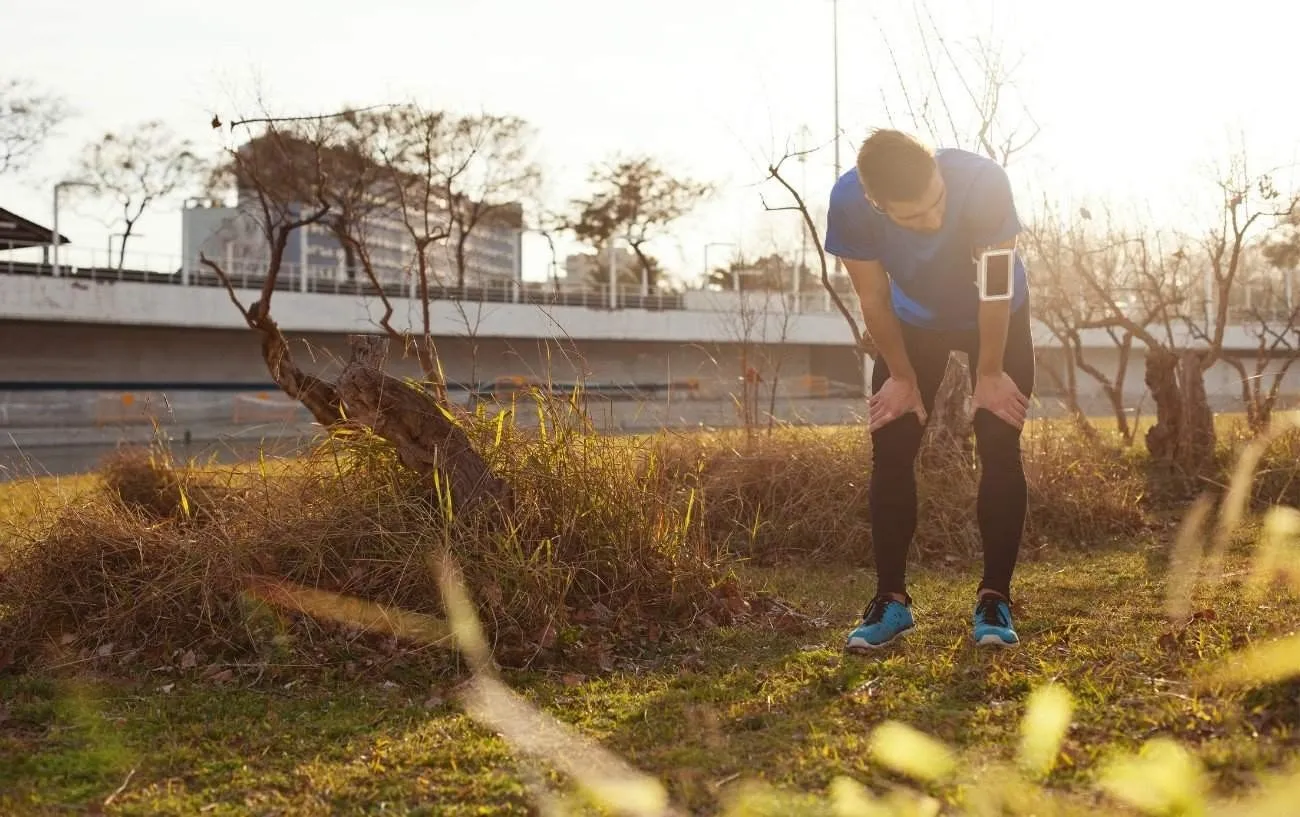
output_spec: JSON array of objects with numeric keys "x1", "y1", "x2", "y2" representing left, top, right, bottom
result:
[
  {"x1": 0, "y1": 245, "x2": 848, "y2": 315},
  {"x1": 7, "y1": 244, "x2": 1298, "y2": 330}
]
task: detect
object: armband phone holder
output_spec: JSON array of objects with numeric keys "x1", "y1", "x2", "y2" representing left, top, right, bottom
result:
[{"x1": 977, "y1": 247, "x2": 1015, "y2": 302}]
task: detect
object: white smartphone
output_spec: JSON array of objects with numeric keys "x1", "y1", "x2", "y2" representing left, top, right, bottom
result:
[{"x1": 978, "y1": 247, "x2": 1015, "y2": 302}]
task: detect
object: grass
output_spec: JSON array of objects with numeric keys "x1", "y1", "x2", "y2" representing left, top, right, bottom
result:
[
  {"x1": 6, "y1": 405, "x2": 1300, "y2": 815},
  {"x1": 0, "y1": 412, "x2": 1155, "y2": 680},
  {"x1": 3, "y1": 542, "x2": 1299, "y2": 816}
]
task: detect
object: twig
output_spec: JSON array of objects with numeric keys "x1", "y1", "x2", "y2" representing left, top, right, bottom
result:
[
  {"x1": 227, "y1": 103, "x2": 398, "y2": 130},
  {"x1": 102, "y1": 767, "x2": 137, "y2": 808},
  {"x1": 761, "y1": 164, "x2": 866, "y2": 353},
  {"x1": 198, "y1": 253, "x2": 251, "y2": 324}
]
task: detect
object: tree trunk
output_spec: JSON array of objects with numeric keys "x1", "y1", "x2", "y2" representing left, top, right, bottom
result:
[
  {"x1": 336, "y1": 335, "x2": 511, "y2": 511},
  {"x1": 1038, "y1": 352, "x2": 1103, "y2": 443},
  {"x1": 1144, "y1": 349, "x2": 1180, "y2": 462},
  {"x1": 923, "y1": 353, "x2": 974, "y2": 464},
  {"x1": 251, "y1": 308, "x2": 342, "y2": 427},
  {"x1": 1242, "y1": 372, "x2": 1264, "y2": 435},
  {"x1": 1144, "y1": 348, "x2": 1216, "y2": 488}
]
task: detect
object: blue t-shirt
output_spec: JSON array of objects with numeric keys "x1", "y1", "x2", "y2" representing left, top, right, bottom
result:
[{"x1": 823, "y1": 148, "x2": 1027, "y2": 331}]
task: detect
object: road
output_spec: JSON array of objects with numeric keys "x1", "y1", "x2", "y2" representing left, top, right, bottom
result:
[
  {"x1": 0, "y1": 393, "x2": 1162, "y2": 482},
  {"x1": 0, "y1": 435, "x2": 309, "y2": 481}
]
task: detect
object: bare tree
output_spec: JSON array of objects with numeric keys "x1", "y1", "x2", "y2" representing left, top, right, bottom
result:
[
  {"x1": 74, "y1": 121, "x2": 207, "y2": 267},
  {"x1": 1022, "y1": 202, "x2": 1169, "y2": 445},
  {"x1": 442, "y1": 113, "x2": 541, "y2": 293},
  {"x1": 567, "y1": 157, "x2": 712, "y2": 295},
  {"x1": 199, "y1": 107, "x2": 510, "y2": 509},
  {"x1": 762, "y1": 146, "x2": 873, "y2": 392},
  {"x1": 1181, "y1": 161, "x2": 1300, "y2": 435},
  {"x1": 1227, "y1": 268, "x2": 1300, "y2": 431},
  {"x1": 0, "y1": 78, "x2": 70, "y2": 177},
  {"x1": 1045, "y1": 219, "x2": 1209, "y2": 479},
  {"x1": 1050, "y1": 156, "x2": 1298, "y2": 482},
  {"x1": 239, "y1": 105, "x2": 542, "y2": 404}
]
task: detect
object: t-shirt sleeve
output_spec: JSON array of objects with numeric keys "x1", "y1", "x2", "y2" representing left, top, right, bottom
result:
[
  {"x1": 823, "y1": 176, "x2": 879, "y2": 261},
  {"x1": 970, "y1": 162, "x2": 1023, "y2": 246}
]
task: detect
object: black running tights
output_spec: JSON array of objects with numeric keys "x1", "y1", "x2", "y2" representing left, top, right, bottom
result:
[{"x1": 867, "y1": 303, "x2": 1036, "y2": 601}]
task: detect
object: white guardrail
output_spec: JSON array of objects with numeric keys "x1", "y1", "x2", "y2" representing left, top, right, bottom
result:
[
  {"x1": 1, "y1": 243, "x2": 1296, "y2": 327},
  {"x1": 0, "y1": 244, "x2": 861, "y2": 316}
]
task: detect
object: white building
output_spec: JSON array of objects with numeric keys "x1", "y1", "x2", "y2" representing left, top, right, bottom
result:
[
  {"x1": 180, "y1": 138, "x2": 524, "y2": 292},
  {"x1": 564, "y1": 246, "x2": 641, "y2": 286}
]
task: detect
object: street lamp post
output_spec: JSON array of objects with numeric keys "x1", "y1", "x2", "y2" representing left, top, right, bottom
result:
[
  {"x1": 52, "y1": 179, "x2": 94, "y2": 277},
  {"x1": 607, "y1": 240, "x2": 619, "y2": 309}
]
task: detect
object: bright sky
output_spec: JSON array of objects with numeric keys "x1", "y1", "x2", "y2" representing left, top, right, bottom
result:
[{"x1": 2, "y1": 0, "x2": 1297, "y2": 284}]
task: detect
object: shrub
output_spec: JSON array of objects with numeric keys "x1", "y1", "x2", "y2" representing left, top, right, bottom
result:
[
  {"x1": 651, "y1": 419, "x2": 1149, "y2": 566},
  {"x1": 0, "y1": 401, "x2": 738, "y2": 676}
]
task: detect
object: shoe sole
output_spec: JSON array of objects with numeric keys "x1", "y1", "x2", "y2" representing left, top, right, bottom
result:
[
  {"x1": 974, "y1": 633, "x2": 1018, "y2": 648},
  {"x1": 844, "y1": 625, "x2": 915, "y2": 653}
]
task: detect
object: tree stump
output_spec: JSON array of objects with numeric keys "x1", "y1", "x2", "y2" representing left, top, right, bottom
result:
[
  {"x1": 923, "y1": 353, "x2": 975, "y2": 465},
  {"x1": 1144, "y1": 349, "x2": 1181, "y2": 464},
  {"x1": 1144, "y1": 348, "x2": 1215, "y2": 488},
  {"x1": 1178, "y1": 350, "x2": 1216, "y2": 478},
  {"x1": 336, "y1": 335, "x2": 512, "y2": 512}
]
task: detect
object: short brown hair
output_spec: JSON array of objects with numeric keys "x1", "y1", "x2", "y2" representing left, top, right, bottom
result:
[{"x1": 855, "y1": 129, "x2": 936, "y2": 205}]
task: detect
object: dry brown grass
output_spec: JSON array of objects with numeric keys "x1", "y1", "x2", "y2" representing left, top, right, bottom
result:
[
  {"x1": 652, "y1": 420, "x2": 1151, "y2": 565},
  {"x1": 1216, "y1": 415, "x2": 1300, "y2": 510},
  {"x1": 7, "y1": 402, "x2": 1300, "y2": 681},
  {"x1": 0, "y1": 404, "x2": 741, "y2": 678}
]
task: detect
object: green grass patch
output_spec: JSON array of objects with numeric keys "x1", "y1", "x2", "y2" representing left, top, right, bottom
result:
[
  {"x1": 6, "y1": 410, "x2": 1300, "y2": 814},
  {"x1": 3, "y1": 545, "x2": 1298, "y2": 815}
]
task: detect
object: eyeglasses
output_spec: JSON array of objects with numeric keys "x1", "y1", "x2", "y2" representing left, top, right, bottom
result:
[{"x1": 869, "y1": 183, "x2": 947, "y2": 227}]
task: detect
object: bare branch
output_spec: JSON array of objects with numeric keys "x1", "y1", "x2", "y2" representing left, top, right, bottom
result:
[
  {"x1": 197, "y1": 252, "x2": 252, "y2": 324},
  {"x1": 225, "y1": 104, "x2": 398, "y2": 131},
  {"x1": 0, "y1": 78, "x2": 70, "y2": 176},
  {"x1": 764, "y1": 157, "x2": 866, "y2": 352},
  {"x1": 758, "y1": 198, "x2": 806, "y2": 215}
]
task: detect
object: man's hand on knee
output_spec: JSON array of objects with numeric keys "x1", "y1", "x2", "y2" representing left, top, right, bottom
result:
[
  {"x1": 869, "y1": 376, "x2": 928, "y2": 432},
  {"x1": 972, "y1": 371, "x2": 1029, "y2": 429}
]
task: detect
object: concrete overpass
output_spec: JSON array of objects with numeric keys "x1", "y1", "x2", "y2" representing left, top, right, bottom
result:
[{"x1": 1, "y1": 261, "x2": 1298, "y2": 478}]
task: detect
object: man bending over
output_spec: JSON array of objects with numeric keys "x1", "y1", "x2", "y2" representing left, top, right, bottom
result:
[{"x1": 823, "y1": 129, "x2": 1035, "y2": 650}]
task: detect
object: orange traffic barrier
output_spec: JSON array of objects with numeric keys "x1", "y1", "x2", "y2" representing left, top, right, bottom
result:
[
  {"x1": 232, "y1": 392, "x2": 304, "y2": 424},
  {"x1": 93, "y1": 392, "x2": 161, "y2": 427}
]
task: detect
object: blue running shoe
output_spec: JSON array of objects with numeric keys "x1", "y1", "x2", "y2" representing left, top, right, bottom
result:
[
  {"x1": 973, "y1": 594, "x2": 1019, "y2": 647},
  {"x1": 845, "y1": 594, "x2": 914, "y2": 652}
]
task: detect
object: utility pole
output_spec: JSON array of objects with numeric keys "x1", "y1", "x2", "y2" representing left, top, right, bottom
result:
[
  {"x1": 833, "y1": 0, "x2": 841, "y2": 184},
  {"x1": 831, "y1": 0, "x2": 844, "y2": 285}
]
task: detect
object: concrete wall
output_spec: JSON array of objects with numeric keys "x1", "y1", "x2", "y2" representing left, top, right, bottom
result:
[
  {"x1": 0, "y1": 321, "x2": 829, "y2": 395},
  {"x1": 5, "y1": 275, "x2": 1300, "y2": 427}
]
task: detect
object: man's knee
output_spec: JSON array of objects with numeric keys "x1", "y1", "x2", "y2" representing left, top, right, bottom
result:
[
  {"x1": 871, "y1": 414, "x2": 924, "y2": 469},
  {"x1": 972, "y1": 410, "x2": 1024, "y2": 470}
]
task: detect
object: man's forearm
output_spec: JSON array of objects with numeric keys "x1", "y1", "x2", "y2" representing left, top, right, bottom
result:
[
  {"x1": 862, "y1": 302, "x2": 916, "y2": 383},
  {"x1": 841, "y1": 258, "x2": 916, "y2": 383},
  {"x1": 976, "y1": 300, "x2": 1011, "y2": 377}
]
